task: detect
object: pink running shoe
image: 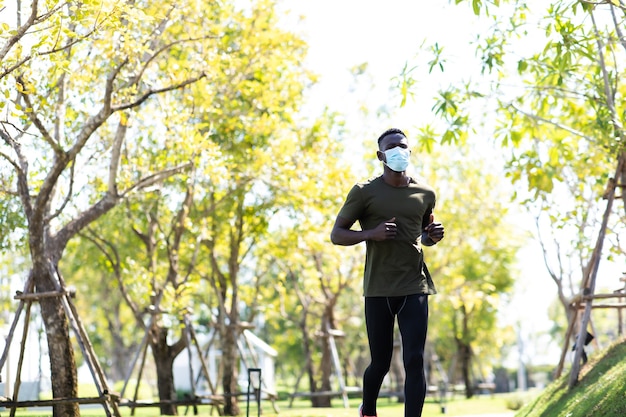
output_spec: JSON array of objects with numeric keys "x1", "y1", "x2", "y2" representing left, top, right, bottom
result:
[{"x1": 358, "y1": 403, "x2": 377, "y2": 417}]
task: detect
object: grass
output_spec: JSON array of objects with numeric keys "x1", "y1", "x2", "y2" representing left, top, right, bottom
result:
[
  {"x1": 1, "y1": 392, "x2": 528, "y2": 417},
  {"x1": 516, "y1": 336, "x2": 626, "y2": 417},
  {"x1": 8, "y1": 338, "x2": 626, "y2": 417},
  {"x1": 12, "y1": 336, "x2": 626, "y2": 417}
]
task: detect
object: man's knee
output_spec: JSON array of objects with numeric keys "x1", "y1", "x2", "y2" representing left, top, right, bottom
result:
[
  {"x1": 367, "y1": 361, "x2": 391, "y2": 377},
  {"x1": 403, "y1": 351, "x2": 424, "y2": 371}
]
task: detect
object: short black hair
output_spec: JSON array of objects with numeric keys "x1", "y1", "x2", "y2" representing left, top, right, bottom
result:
[{"x1": 377, "y1": 128, "x2": 406, "y2": 145}]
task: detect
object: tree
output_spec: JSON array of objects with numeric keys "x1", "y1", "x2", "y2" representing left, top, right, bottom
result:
[
  {"x1": 256, "y1": 119, "x2": 366, "y2": 407},
  {"x1": 80, "y1": 177, "x2": 201, "y2": 415},
  {"x1": 400, "y1": 0, "x2": 626, "y2": 381},
  {"x1": 269, "y1": 220, "x2": 362, "y2": 407},
  {"x1": 46, "y1": 1, "x2": 317, "y2": 415},
  {"x1": 63, "y1": 88, "x2": 225, "y2": 414},
  {"x1": 491, "y1": 3, "x2": 626, "y2": 354},
  {"x1": 63, "y1": 220, "x2": 141, "y2": 383},
  {"x1": 0, "y1": 1, "x2": 240, "y2": 415},
  {"x1": 410, "y1": 146, "x2": 520, "y2": 398},
  {"x1": 181, "y1": 1, "x2": 316, "y2": 412}
]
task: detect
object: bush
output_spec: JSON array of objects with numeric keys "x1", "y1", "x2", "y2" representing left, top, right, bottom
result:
[{"x1": 505, "y1": 394, "x2": 526, "y2": 410}]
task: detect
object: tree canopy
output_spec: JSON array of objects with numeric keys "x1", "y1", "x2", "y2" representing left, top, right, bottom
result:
[{"x1": 0, "y1": 1, "x2": 570, "y2": 414}]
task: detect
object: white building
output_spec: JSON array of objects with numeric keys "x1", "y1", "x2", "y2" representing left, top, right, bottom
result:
[{"x1": 173, "y1": 329, "x2": 277, "y2": 399}]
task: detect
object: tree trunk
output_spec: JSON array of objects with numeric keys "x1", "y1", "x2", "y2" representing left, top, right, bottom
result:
[
  {"x1": 313, "y1": 329, "x2": 332, "y2": 407},
  {"x1": 148, "y1": 324, "x2": 187, "y2": 416},
  {"x1": 221, "y1": 325, "x2": 240, "y2": 416},
  {"x1": 33, "y1": 265, "x2": 80, "y2": 417},
  {"x1": 299, "y1": 314, "x2": 318, "y2": 407},
  {"x1": 107, "y1": 305, "x2": 137, "y2": 382},
  {"x1": 150, "y1": 326, "x2": 179, "y2": 416},
  {"x1": 457, "y1": 341, "x2": 473, "y2": 399}
]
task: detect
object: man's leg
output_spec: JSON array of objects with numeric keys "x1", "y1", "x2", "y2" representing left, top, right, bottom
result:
[
  {"x1": 362, "y1": 297, "x2": 395, "y2": 416},
  {"x1": 397, "y1": 294, "x2": 429, "y2": 417}
]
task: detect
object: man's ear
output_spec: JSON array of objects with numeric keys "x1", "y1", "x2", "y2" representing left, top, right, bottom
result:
[{"x1": 376, "y1": 150, "x2": 384, "y2": 161}]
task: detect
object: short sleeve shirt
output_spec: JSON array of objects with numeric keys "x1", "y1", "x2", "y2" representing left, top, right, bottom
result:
[{"x1": 337, "y1": 176, "x2": 438, "y2": 297}]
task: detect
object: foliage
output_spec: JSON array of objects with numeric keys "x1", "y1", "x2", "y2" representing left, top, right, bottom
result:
[
  {"x1": 0, "y1": 197, "x2": 25, "y2": 250},
  {"x1": 400, "y1": 0, "x2": 626, "y2": 360},
  {"x1": 416, "y1": 144, "x2": 521, "y2": 391},
  {"x1": 255, "y1": 120, "x2": 366, "y2": 400},
  {"x1": 0, "y1": 0, "x2": 315, "y2": 413},
  {"x1": 505, "y1": 392, "x2": 530, "y2": 410},
  {"x1": 1, "y1": 1, "x2": 573, "y2": 411}
]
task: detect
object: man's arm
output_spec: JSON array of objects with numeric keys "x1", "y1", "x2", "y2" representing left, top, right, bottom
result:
[{"x1": 331, "y1": 216, "x2": 397, "y2": 246}]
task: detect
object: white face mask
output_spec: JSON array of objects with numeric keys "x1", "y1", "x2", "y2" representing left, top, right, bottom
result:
[{"x1": 383, "y1": 147, "x2": 410, "y2": 172}]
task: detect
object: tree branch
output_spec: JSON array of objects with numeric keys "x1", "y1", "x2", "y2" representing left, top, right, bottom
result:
[
  {"x1": 134, "y1": 36, "x2": 215, "y2": 86},
  {"x1": 112, "y1": 73, "x2": 207, "y2": 112},
  {"x1": 509, "y1": 103, "x2": 596, "y2": 142},
  {"x1": 108, "y1": 118, "x2": 129, "y2": 196},
  {"x1": 50, "y1": 161, "x2": 192, "y2": 252},
  {"x1": 0, "y1": 147, "x2": 19, "y2": 172},
  {"x1": 590, "y1": 9, "x2": 624, "y2": 138},
  {"x1": 1, "y1": 2, "x2": 116, "y2": 80},
  {"x1": 119, "y1": 162, "x2": 193, "y2": 197},
  {"x1": 0, "y1": 0, "x2": 39, "y2": 64},
  {"x1": 49, "y1": 191, "x2": 120, "y2": 252},
  {"x1": 17, "y1": 75, "x2": 64, "y2": 155},
  {"x1": 1, "y1": 125, "x2": 32, "y2": 219},
  {"x1": 44, "y1": 160, "x2": 75, "y2": 224},
  {"x1": 611, "y1": 3, "x2": 626, "y2": 53},
  {"x1": 79, "y1": 228, "x2": 143, "y2": 323},
  {"x1": 167, "y1": 171, "x2": 196, "y2": 286}
]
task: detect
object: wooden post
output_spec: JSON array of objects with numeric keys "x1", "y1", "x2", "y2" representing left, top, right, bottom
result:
[
  {"x1": 9, "y1": 291, "x2": 33, "y2": 417},
  {"x1": 0, "y1": 276, "x2": 34, "y2": 376},
  {"x1": 326, "y1": 322, "x2": 349, "y2": 408},
  {"x1": 48, "y1": 263, "x2": 121, "y2": 417},
  {"x1": 0, "y1": 265, "x2": 121, "y2": 417},
  {"x1": 554, "y1": 305, "x2": 579, "y2": 379},
  {"x1": 568, "y1": 155, "x2": 624, "y2": 389}
]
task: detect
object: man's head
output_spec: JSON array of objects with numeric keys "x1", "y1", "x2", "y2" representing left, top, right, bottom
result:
[
  {"x1": 377, "y1": 128, "x2": 410, "y2": 173},
  {"x1": 377, "y1": 128, "x2": 407, "y2": 149}
]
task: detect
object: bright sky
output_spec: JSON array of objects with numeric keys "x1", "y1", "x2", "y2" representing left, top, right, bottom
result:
[
  {"x1": 279, "y1": 0, "x2": 626, "y2": 366},
  {"x1": 280, "y1": 0, "x2": 481, "y2": 126}
]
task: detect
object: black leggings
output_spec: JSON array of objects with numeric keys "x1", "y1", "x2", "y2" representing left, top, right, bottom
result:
[{"x1": 362, "y1": 294, "x2": 428, "y2": 417}]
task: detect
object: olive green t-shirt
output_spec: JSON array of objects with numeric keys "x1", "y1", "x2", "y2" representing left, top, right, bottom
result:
[{"x1": 337, "y1": 176, "x2": 437, "y2": 297}]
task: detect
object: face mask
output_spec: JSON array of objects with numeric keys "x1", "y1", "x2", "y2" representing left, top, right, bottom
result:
[{"x1": 383, "y1": 147, "x2": 410, "y2": 172}]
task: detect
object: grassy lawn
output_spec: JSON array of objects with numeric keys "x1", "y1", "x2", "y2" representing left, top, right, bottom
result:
[
  {"x1": 8, "y1": 339, "x2": 626, "y2": 417},
  {"x1": 1, "y1": 392, "x2": 534, "y2": 417},
  {"x1": 515, "y1": 338, "x2": 626, "y2": 417}
]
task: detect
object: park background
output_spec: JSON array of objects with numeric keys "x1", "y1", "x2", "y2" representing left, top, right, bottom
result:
[{"x1": 1, "y1": 0, "x2": 625, "y2": 416}]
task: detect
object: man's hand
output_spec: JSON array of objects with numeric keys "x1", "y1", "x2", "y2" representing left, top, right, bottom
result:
[
  {"x1": 369, "y1": 217, "x2": 397, "y2": 241},
  {"x1": 424, "y1": 221, "x2": 444, "y2": 244}
]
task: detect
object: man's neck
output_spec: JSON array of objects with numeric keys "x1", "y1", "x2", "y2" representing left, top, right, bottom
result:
[{"x1": 382, "y1": 171, "x2": 409, "y2": 187}]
